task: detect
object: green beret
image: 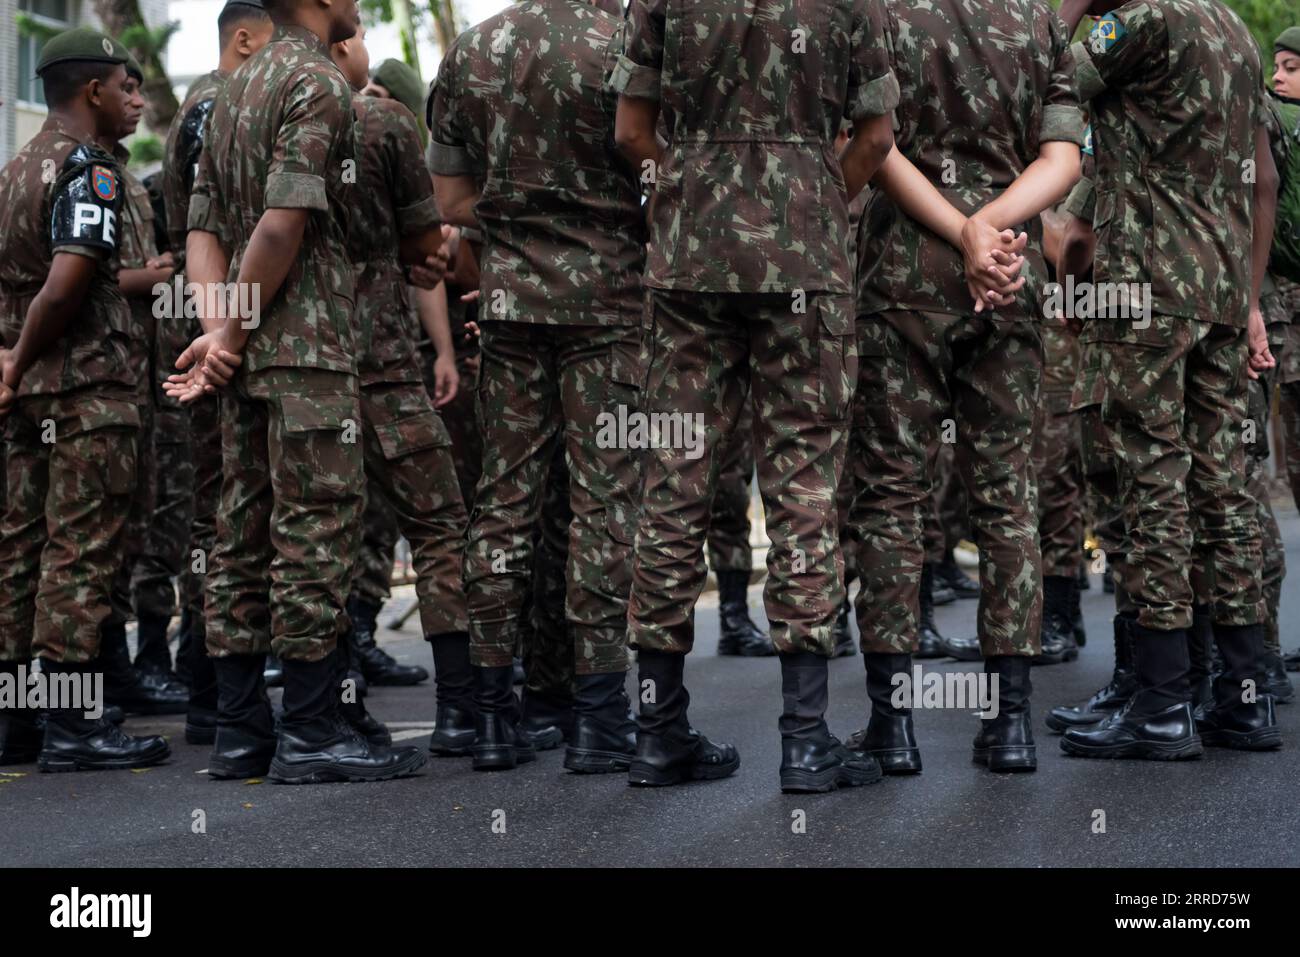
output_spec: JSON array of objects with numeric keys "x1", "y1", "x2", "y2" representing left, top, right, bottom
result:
[
  {"x1": 36, "y1": 27, "x2": 130, "y2": 75},
  {"x1": 1276, "y1": 27, "x2": 1300, "y2": 56},
  {"x1": 373, "y1": 59, "x2": 425, "y2": 124},
  {"x1": 124, "y1": 50, "x2": 145, "y2": 82},
  {"x1": 222, "y1": 0, "x2": 265, "y2": 9}
]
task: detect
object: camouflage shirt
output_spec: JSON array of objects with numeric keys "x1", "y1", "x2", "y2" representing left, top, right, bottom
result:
[
  {"x1": 428, "y1": 0, "x2": 646, "y2": 325},
  {"x1": 612, "y1": 0, "x2": 900, "y2": 294},
  {"x1": 162, "y1": 69, "x2": 225, "y2": 257},
  {"x1": 857, "y1": 0, "x2": 1084, "y2": 321},
  {"x1": 188, "y1": 25, "x2": 357, "y2": 374},
  {"x1": 1072, "y1": 0, "x2": 1263, "y2": 326},
  {"x1": 0, "y1": 115, "x2": 134, "y2": 397},
  {"x1": 349, "y1": 94, "x2": 441, "y2": 382},
  {"x1": 113, "y1": 145, "x2": 159, "y2": 396}
]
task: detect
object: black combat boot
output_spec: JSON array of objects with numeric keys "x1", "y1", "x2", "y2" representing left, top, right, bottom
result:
[
  {"x1": 565, "y1": 671, "x2": 637, "y2": 773},
  {"x1": 1283, "y1": 647, "x2": 1300, "y2": 672},
  {"x1": 1187, "y1": 607, "x2": 1214, "y2": 716},
  {"x1": 716, "y1": 569, "x2": 775, "y2": 656},
  {"x1": 470, "y1": 664, "x2": 535, "y2": 770},
  {"x1": 935, "y1": 548, "x2": 980, "y2": 599},
  {"x1": 1261, "y1": 651, "x2": 1295, "y2": 704},
  {"x1": 263, "y1": 653, "x2": 285, "y2": 688},
  {"x1": 777, "y1": 652, "x2": 881, "y2": 792},
  {"x1": 174, "y1": 608, "x2": 194, "y2": 687},
  {"x1": 928, "y1": 564, "x2": 957, "y2": 607},
  {"x1": 334, "y1": 647, "x2": 392, "y2": 747},
  {"x1": 1033, "y1": 576, "x2": 1077, "y2": 665},
  {"x1": 37, "y1": 660, "x2": 170, "y2": 772},
  {"x1": 347, "y1": 596, "x2": 429, "y2": 686},
  {"x1": 427, "y1": 632, "x2": 479, "y2": 756},
  {"x1": 831, "y1": 599, "x2": 856, "y2": 657},
  {"x1": 519, "y1": 687, "x2": 573, "y2": 749},
  {"x1": 133, "y1": 612, "x2": 174, "y2": 674},
  {"x1": 184, "y1": 641, "x2": 218, "y2": 746},
  {"x1": 0, "y1": 660, "x2": 42, "y2": 765},
  {"x1": 1196, "y1": 623, "x2": 1282, "y2": 750},
  {"x1": 847, "y1": 652, "x2": 922, "y2": 773},
  {"x1": 1047, "y1": 615, "x2": 1137, "y2": 732},
  {"x1": 1102, "y1": 556, "x2": 1115, "y2": 594},
  {"x1": 940, "y1": 631, "x2": 982, "y2": 661},
  {"x1": 917, "y1": 565, "x2": 946, "y2": 659},
  {"x1": 209, "y1": 653, "x2": 276, "y2": 779},
  {"x1": 1060, "y1": 621, "x2": 1202, "y2": 760},
  {"x1": 972, "y1": 655, "x2": 1037, "y2": 772},
  {"x1": 628, "y1": 649, "x2": 739, "y2": 786},
  {"x1": 98, "y1": 620, "x2": 188, "y2": 715},
  {"x1": 268, "y1": 652, "x2": 426, "y2": 783},
  {"x1": 1070, "y1": 570, "x2": 1087, "y2": 647}
]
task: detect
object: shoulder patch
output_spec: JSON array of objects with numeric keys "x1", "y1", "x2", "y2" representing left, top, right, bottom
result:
[
  {"x1": 1083, "y1": 124, "x2": 1094, "y2": 157},
  {"x1": 1088, "y1": 14, "x2": 1128, "y2": 55},
  {"x1": 92, "y1": 164, "x2": 117, "y2": 201}
]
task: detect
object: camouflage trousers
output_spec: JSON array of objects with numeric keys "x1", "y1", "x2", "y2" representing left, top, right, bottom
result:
[
  {"x1": 706, "y1": 398, "x2": 754, "y2": 574},
  {"x1": 850, "y1": 310, "x2": 1043, "y2": 658},
  {"x1": 351, "y1": 485, "x2": 399, "y2": 609},
  {"x1": 922, "y1": 443, "x2": 967, "y2": 563},
  {"x1": 629, "y1": 291, "x2": 854, "y2": 656},
  {"x1": 108, "y1": 390, "x2": 157, "y2": 625},
  {"x1": 204, "y1": 369, "x2": 363, "y2": 661},
  {"x1": 465, "y1": 321, "x2": 642, "y2": 674},
  {"x1": 422, "y1": 346, "x2": 484, "y2": 510},
  {"x1": 1031, "y1": 406, "x2": 1084, "y2": 578},
  {"x1": 520, "y1": 441, "x2": 575, "y2": 699},
  {"x1": 180, "y1": 394, "x2": 221, "y2": 649},
  {"x1": 1092, "y1": 317, "x2": 1263, "y2": 630},
  {"x1": 1277, "y1": 319, "x2": 1300, "y2": 511},
  {"x1": 1079, "y1": 402, "x2": 1131, "y2": 612},
  {"x1": 0, "y1": 389, "x2": 139, "y2": 663},
  {"x1": 349, "y1": 369, "x2": 469, "y2": 638},
  {"x1": 131, "y1": 406, "x2": 194, "y2": 620},
  {"x1": 1244, "y1": 324, "x2": 1287, "y2": 654}
]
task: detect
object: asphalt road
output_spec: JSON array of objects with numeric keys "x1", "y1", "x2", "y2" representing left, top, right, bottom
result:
[{"x1": 4, "y1": 511, "x2": 1298, "y2": 868}]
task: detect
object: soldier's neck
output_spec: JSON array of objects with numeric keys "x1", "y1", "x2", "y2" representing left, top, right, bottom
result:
[{"x1": 48, "y1": 107, "x2": 97, "y2": 144}]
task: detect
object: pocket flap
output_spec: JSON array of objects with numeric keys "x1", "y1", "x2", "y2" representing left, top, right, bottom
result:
[
  {"x1": 373, "y1": 410, "x2": 450, "y2": 460},
  {"x1": 280, "y1": 393, "x2": 357, "y2": 433},
  {"x1": 817, "y1": 296, "x2": 853, "y2": 337},
  {"x1": 63, "y1": 397, "x2": 141, "y2": 437}
]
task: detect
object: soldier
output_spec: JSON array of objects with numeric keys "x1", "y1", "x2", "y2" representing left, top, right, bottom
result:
[
  {"x1": 847, "y1": 0, "x2": 1083, "y2": 775},
  {"x1": 615, "y1": 0, "x2": 899, "y2": 792},
  {"x1": 429, "y1": 0, "x2": 647, "y2": 775},
  {"x1": 1056, "y1": 0, "x2": 1281, "y2": 758},
  {"x1": 166, "y1": 0, "x2": 427, "y2": 783},
  {"x1": 0, "y1": 28, "x2": 170, "y2": 770},
  {"x1": 328, "y1": 29, "x2": 479, "y2": 753},
  {"x1": 707, "y1": 404, "x2": 776, "y2": 658},
  {"x1": 160, "y1": 0, "x2": 274, "y2": 744}
]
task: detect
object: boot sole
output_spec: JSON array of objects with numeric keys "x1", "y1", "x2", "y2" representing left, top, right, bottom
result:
[
  {"x1": 1199, "y1": 727, "x2": 1283, "y2": 751},
  {"x1": 972, "y1": 746, "x2": 1037, "y2": 772},
  {"x1": 268, "y1": 750, "x2": 428, "y2": 784},
  {"x1": 1059, "y1": 735, "x2": 1204, "y2": 760},
  {"x1": 564, "y1": 746, "x2": 634, "y2": 774},
  {"x1": 471, "y1": 745, "x2": 536, "y2": 771},
  {"x1": 38, "y1": 744, "x2": 170, "y2": 773},
  {"x1": 207, "y1": 754, "x2": 274, "y2": 780},
  {"x1": 628, "y1": 753, "x2": 740, "y2": 787},
  {"x1": 780, "y1": 762, "x2": 883, "y2": 792}
]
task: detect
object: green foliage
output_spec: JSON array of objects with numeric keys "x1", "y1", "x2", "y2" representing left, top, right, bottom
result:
[
  {"x1": 1226, "y1": 0, "x2": 1296, "y2": 57},
  {"x1": 128, "y1": 133, "x2": 162, "y2": 167},
  {"x1": 15, "y1": 12, "x2": 62, "y2": 42},
  {"x1": 119, "y1": 21, "x2": 181, "y2": 59}
]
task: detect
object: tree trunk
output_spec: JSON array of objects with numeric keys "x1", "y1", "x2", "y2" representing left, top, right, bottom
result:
[
  {"x1": 91, "y1": 0, "x2": 179, "y2": 133},
  {"x1": 428, "y1": 0, "x2": 460, "y2": 57}
]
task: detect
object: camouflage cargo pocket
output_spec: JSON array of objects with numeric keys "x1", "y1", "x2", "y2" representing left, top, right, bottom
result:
[
  {"x1": 277, "y1": 393, "x2": 363, "y2": 499},
  {"x1": 817, "y1": 296, "x2": 856, "y2": 422}
]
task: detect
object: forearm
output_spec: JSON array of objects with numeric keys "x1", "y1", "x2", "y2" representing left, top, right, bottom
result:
[
  {"x1": 14, "y1": 292, "x2": 80, "y2": 376},
  {"x1": 119, "y1": 266, "x2": 172, "y2": 299},
  {"x1": 414, "y1": 282, "x2": 453, "y2": 360},
  {"x1": 226, "y1": 211, "x2": 305, "y2": 352},
  {"x1": 185, "y1": 229, "x2": 230, "y2": 334},
  {"x1": 432, "y1": 175, "x2": 480, "y2": 229},
  {"x1": 870, "y1": 146, "x2": 966, "y2": 247},
  {"x1": 976, "y1": 145, "x2": 1081, "y2": 230},
  {"x1": 842, "y1": 114, "x2": 894, "y2": 200},
  {"x1": 1250, "y1": 128, "x2": 1279, "y2": 311}
]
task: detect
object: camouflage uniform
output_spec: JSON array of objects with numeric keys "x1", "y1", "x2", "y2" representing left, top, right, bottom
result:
[
  {"x1": 1249, "y1": 279, "x2": 1288, "y2": 654},
  {"x1": 1074, "y1": 0, "x2": 1265, "y2": 631},
  {"x1": 0, "y1": 119, "x2": 139, "y2": 664},
  {"x1": 345, "y1": 93, "x2": 469, "y2": 640},
  {"x1": 188, "y1": 25, "x2": 363, "y2": 661},
  {"x1": 1281, "y1": 280, "x2": 1300, "y2": 511},
  {"x1": 162, "y1": 69, "x2": 226, "y2": 654},
  {"x1": 1032, "y1": 323, "x2": 1084, "y2": 578},
  {"x1": 430, "y1": 0, "x2": 646, "y2": 675},
  {"x1": 613, "y1": 0, "x2": 897, "y2": 656},
  {"x1": 706, "y1": 400, "x2": 755, "y2": 576},
  {"x1": 922, "y1": 444, "x2": 967, "y2": 563},
  {"x1": 850, "y1": 0, "x2": 1083, "y2": 658}
]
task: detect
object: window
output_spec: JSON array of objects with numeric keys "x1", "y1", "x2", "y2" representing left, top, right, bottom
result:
[{"x1": 17, "y1": 0, "x2": 73, "y2": 107}]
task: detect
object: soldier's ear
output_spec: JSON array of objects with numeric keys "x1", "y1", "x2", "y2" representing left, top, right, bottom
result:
[{"x1": 85, "y1": 77, "x2": 103, "y2": 109}]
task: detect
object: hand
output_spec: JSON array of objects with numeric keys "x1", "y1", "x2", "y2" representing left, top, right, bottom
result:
[
  {"x1": 408, "y1": 225, "x2": 455, "y2": 289},
  {"x1": 146, "y1": 251, "x2": 175, "y2": 270},
  {"x1": 461, "y1": 319, "x2": 480, "y2": 342},
  {"x1": 460, "y1": 290, "x2": 480, "y2": 304},
  {"x1": 960, "y1": 214, "x2": 1028, "y2": 313},
  {"x1": 0, "y1": 348, "x2": 18, "y2": 420},
  {"x1": 432, "y1": 352, "x2": 459, "y2": 409},
  {"x1": 164, "y1": 329, "x2": 243, "y2": 403},
  {"x1": 1246, "y1": 305, "x2": 1275, "y2": 381}
]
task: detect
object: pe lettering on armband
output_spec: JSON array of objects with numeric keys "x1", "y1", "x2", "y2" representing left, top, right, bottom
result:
[{"x1": 50, "y1": 161, "x2": 120, "y2": 251}]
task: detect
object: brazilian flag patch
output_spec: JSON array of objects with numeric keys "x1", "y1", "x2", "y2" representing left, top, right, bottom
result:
[
  {"x1": 1088, "y1": 14, "x2": 1127, "y2": 54},
  {"x1": 1083, "y1": 124, "x2": 1093, "y2": 156}
]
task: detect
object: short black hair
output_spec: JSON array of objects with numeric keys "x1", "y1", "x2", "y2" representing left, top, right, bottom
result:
[
  {"x1": 41, "y1": 60, "x2": 119, "y2": 108},
  {"x1": 218, "y1": 5, "x2": 272, "y2": 49}
]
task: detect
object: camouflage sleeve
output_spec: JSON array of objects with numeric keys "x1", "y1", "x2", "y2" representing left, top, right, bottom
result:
[
  {"x1": 1039, "y1": 13, "x2": 1085, "y2": 145},
  {"x1": 428, "y1": 48, "x2": 474, "y2": 177},
  {"x1": 266, "y1": 67, "x2": 351, "y2": 210},
  {"x1": 187, "y1": 133, "x2": 222, "y2": 234},
  {"x1": 386, "y1": 103, "x2": 440, "y2": 235},
  {"x1": 1070, "y1": 2, "x2": 1167, "y2": 103},
  {"x1": 1063, "y1": 174, "x2": 1095, "y2": 223},
  {"x1": 846, "y1": 0, "x2": 900, "y2": 121},
  {"x1": 609, "y1": 0, "x2": 665, "y2": 100},
  {"x1": 50, "y1": 146, "x2": 122, "y2": 258}
]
